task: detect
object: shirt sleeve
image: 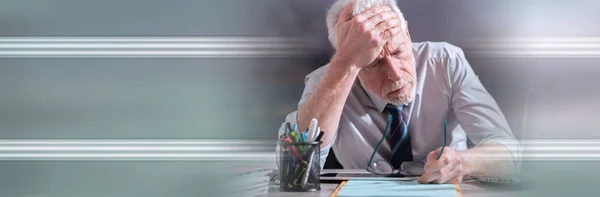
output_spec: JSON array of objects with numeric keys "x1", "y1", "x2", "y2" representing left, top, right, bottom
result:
[
  {"x1": 448, "y1": 49, "x2": 521, "y2": 165},
  {"x1": 276, "y1": 67, "x2": 336, "y2": 170}
]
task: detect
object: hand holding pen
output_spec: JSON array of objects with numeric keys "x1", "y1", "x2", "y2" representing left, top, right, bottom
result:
[{"x1": 418, "y1": 120, "x2": 460, "y2": 184}]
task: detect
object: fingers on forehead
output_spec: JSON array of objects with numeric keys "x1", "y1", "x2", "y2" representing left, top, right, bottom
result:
[{"x1": 355, "y1": 5, "x2": 391, "y2": 21}]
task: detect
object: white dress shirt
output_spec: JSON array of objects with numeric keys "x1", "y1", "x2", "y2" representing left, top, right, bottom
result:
[{"x1": 278, "y1": 42, "x2": 519, "y2": 169}]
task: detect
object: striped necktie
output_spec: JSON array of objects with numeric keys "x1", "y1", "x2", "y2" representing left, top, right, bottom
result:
[{"x1": 384, "y1": 104, "x2": 413, "y2": 169}]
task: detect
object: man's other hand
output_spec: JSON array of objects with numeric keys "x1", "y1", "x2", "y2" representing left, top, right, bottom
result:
[
  {"x1": 332, "y1": 1, "x2": 404, "y2": 68},
  {"x1": 418, "y1": 147, "x2": 465, "y2": 184}
]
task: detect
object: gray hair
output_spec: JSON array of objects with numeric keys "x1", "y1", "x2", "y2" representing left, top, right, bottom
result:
[{"x1": 326, "y1": 0, "x2": 407, "y2": 50}]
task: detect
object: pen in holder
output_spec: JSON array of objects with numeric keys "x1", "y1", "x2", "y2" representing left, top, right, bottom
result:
[{"x1": 278, "y1": 141, "x2": 321, "y2": 192}]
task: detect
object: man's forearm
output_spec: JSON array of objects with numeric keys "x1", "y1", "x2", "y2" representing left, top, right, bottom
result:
[
  {"x1": 297, "y1": 58, "x2": 360, "y2": 148},
  {"x1": 459, "y1": 143, "x2": 515, "y2": 177}
]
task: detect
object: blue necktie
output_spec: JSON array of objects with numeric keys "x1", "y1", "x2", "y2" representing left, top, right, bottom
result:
[{"x1": 384, "y1": 104, "x2": 413, "y2": 169}]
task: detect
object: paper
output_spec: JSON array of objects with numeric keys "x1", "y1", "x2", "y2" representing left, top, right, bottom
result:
[{"x1": 336, "y1": 180, "x2": 460, "y2": 197}]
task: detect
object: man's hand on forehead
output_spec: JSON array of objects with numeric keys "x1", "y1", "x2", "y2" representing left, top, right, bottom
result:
[{"x1": 332, "y1": 2, "x2": 404, "y2": 69}]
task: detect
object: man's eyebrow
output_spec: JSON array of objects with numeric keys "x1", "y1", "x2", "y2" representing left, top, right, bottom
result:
[{"x1": 391, "y1": 44, "x2": 406, "y2": 54}]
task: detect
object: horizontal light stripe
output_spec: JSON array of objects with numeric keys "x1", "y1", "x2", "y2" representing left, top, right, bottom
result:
[
  {"x1": 0, "y1": 36, "x2": 313, "y2": 58},
  {"x1": 523, "y1": 147, "x2": 600, "y2": 151},
  {"x1": 0, "y1": 146, "x2": 273, "y2": 151},
  {"x1": 4, "y1": 139, "x2": 598, "y2": 144},
  {"x1": 515, "y1": 140, "x2": 600, "y2": 144},
  {"x1": 0, "y1": 153, "x2": 275, "y2": 161},
  {"x1": 468, "y1": 51, "x2": 600, "y2": 58},
  {"x1": 0, "y1": 153, "x2": 274, "y2": 157},
  {"x1": 466, "y1": 153, "x2": 600, "y2": 158},
  {"x1": 466, "y1": 37, "x2": 600, "y2": 58},
  {"x1": 0, "y1": 37, "x2": 306, "y2": 42},
  {"x1": 0, "y1": 139, "x2": 598, "y2": 160},
  {"x1": 0, "y1": 50, "x2": 309, "y2": 56},
  {"x1": 0, "y1": 146, "x2": 598, "y2": 151},
  {"x1": 0, "y1": 140, "x2": 278, "y2": 160},
  {"x1": 0, "y1": 44, "x2": 307, "y2": 49},
  {"x1": 1, "y1": 153, "x2": 600, "y2": 161},
  {"x1": 470, "y1": 37, "x2": 600, "y2": 43},
  {"x1": 0, "y1": 139, "x2": 275, "y2": 145},
  {"x1": 470, "y1": 50, "x2": 600, "y2": 55},
  {"x1": 473, "y1": 44, "x2": 600, "y2": 49}
]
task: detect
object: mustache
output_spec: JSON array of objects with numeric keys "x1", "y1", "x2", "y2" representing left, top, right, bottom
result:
[{"x1": 383, "y1": 78, "x2": 412, "y2": 94}]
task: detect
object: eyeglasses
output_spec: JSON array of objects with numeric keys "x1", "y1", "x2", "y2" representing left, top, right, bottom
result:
[{"x1": 366, "y1": 114, "x2": 447, "y2": 176}]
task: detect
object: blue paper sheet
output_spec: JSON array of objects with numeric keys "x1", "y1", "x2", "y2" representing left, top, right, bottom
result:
[{"x1": 336, "y1": 180, "x2": 460, "y2": 197}]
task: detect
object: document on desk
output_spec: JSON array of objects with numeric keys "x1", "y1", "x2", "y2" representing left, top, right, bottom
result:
[{"x1": 336, "y1": 180, "x2": 461, "y2": 197}]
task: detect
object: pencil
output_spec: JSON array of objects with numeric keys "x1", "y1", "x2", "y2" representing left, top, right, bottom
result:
[{"x1": 330, "y1": 181, "x2": 347, "y2": 197}]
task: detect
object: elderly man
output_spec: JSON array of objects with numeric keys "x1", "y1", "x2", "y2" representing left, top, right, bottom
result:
[{"x1": 278, "y1": 0, "x2": 519, "y2": 184}]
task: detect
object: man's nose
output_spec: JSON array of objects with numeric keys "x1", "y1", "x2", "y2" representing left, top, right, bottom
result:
[{"x1": 383, "y1": 57, "x2": 402, "y2": 81}]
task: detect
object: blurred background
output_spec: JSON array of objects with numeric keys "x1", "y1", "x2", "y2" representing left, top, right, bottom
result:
[{"x1": 1, "y1": 0, "x2": 600, "y2": 196}]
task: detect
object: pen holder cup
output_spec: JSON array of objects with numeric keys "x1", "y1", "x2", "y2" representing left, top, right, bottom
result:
[{"x1": 278, "y1": 141, "x2": 322, "y2": 192}]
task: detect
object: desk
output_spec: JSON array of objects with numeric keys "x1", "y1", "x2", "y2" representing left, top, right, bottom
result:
[
  {"x1": 267, "y1": 169, "x2": 533, "y2": 197},
  {"x1": 267, "y1": 181, "x2": 532, "y2": 197}
]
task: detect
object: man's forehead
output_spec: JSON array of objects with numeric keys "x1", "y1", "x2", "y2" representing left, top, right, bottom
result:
[{"x1": 386, "y1": 35, "x2": 405, "y2": 50}]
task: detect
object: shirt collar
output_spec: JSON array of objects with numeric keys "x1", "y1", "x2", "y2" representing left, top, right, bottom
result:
[{"x1": 365, "y1": 88, "x2": 388, "y2": 113}]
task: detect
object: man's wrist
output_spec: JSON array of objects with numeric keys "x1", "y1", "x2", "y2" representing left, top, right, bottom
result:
[
  {"x1": 330, "y1": 54, "x2": 361, "y2": 74},
  {"x1": 457, "y1": 151, "x2": 479, "y2": 177}
]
